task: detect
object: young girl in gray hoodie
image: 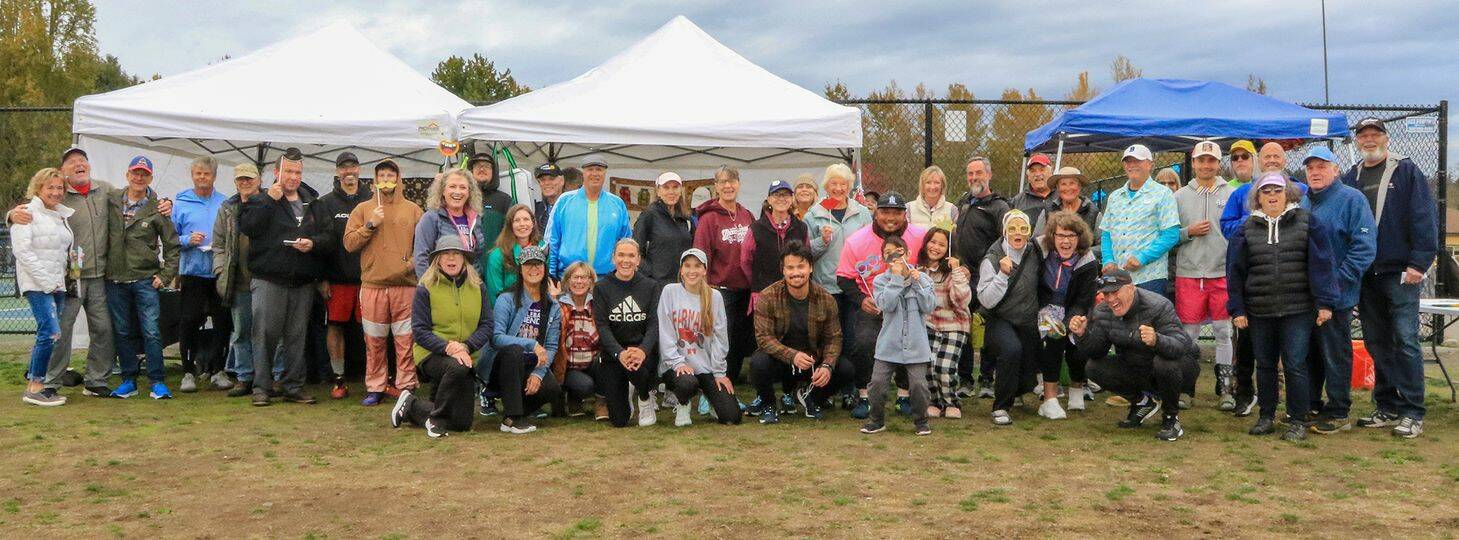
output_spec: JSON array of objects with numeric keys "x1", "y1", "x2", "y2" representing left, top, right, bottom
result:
[{"x1": 860, "y1": 236, "x2": 936, "y2": 436}]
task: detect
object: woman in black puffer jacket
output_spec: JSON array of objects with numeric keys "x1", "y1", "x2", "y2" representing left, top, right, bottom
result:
[{"x1": 632, "y1": 172, "x2": 695, "y2": 283}]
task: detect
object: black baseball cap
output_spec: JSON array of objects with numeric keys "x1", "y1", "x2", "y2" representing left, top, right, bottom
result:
[
  {"x1": 535, "y1": 163, "x2": 561, "y2": 178},
  {"x1": 1354, "y1": 117, "x2": 1387, "y2": 134},
  {"x1": 374, "y1": 158, "x2": 400, "y2": 174},
  {"x1": 1096, "y1": 269, "x2": 1134, "y2": 293},
  {"x1": 876, "y1": 191, "x2": 908, "y2": 210},
  {"x1": 335, "y1": 152, "x2": 359, "y2": 167}
]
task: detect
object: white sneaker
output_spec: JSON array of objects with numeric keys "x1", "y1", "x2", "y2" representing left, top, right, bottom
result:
[
  {"x1": 674, "y1": 404, "x2": 692, "y2": 427},
  {"x1": 1067, "y1": 388, "x2": 1086, "y2": 411},
  {"x1": 637, "y1": 397, "x2": 658, "y2": 426},
  {"x1": 179, "y1": 373, "x2": 198, "y2": 393},
  {"x1": 991, "y1": 409, "x2": 1012, "y2": 426},
  {"x1": 209, "y1": 371, "x2": 234, "y2": 390},
  {"x1": 1038, "y1": 397, "x2": 1068, "y2": 420}
]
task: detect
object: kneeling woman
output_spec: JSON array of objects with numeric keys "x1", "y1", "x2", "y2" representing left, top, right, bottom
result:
[
  {"x1": 392, "y1": 237, "x2": 492, "y2": 437},
  {"x1": 658, "y1": 249, "x2": 742, "y2": 426},
  {"x1": 554, "y1": 261, "x2": 604, "y2": 419},
  {"x1": 487, "y1": 245, "x2": 563, "y2": 434}
]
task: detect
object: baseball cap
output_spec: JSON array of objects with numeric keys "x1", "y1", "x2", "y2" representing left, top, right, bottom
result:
[
  {"x1": 535, "y1": 163, "x2": 561, "y2": 178},
  {"x1": 60, "y1": 146, "x2": 88, "y2": 165},
  {"x1": 656, "y1": 171, "x2": 683, "y2": 186},
  {"x1": 876, "y1": 191, "x2": 908, "y2": 210},
  {"x1": 1027, "y1": 153, "x2": 1053, "y2": 168},
  {"x1": 1121, "y1": 144, "x2": 1153, "y2": 162},
  {"x1": 1254, "y1": 171, "x2": 1288, "y2": 191},
  {"x1": 1095, "y1": 269, "x2": 1133, "y2": 293},
  {"x1": 374, "y1": 158, "x2": 400, "y2": 174},
  {"x1": 579, "y1": 154, "x2": 608, "y2": 168},
  {"x1": 1229, "y1": 140, "x2": 1257, "y2": 156},
  {"x1": 335, "y1": 152, "x2": 359, "y2": 167},
  {"x1": 767, "y1": 180, "x2": 793, "y2": 195},
  {"x1": 128, "y1": 156, "x2": 154, "y2": 174},
  {"x1": 519, "y1": 245, "x2": 547, "y2": 265},
  {"x1": 234, "y1": 163, "x2": 260, "y2": 179},
  {"x1": 1302, "y1": 146, "x2": 1337, "y2": 165},
  {"x1": 680, "y1": 248, "x2": 708, "y2": 266},
  {"x1": 1354, "y1": 117, "x2": 1387, "y2": 134},
  {"x1": 466, "y1": 152, "x2": 495, "y2": 167},
  {"x1": 1193, "y1": 141, "x2": 1222, "y2": 160}
]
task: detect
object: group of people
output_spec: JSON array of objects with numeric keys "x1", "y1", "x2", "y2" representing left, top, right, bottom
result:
[{"x1": 11, "y1": 117, "x2": 1438, "y2": 441}]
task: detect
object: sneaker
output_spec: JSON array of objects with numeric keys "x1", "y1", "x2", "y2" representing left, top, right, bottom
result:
[
  {"x1": 991, "y1": 409, "x2": 1012, "y2": 426},
  {"x1": 859, "y1": 421, "x2": 886, "y2": 434},
  {"x1": 1217, "y1": 393, "x2": 1236, "y2": 412},
  {"x1": 943, "y1": 406, "x2": 962, "y2": 419},
  {"x1": 758, "y1": 406, "x2": 780, "y2": 425},
  {"x1": 637, "y1": 397, "x2": 658, "y2": 426},
  {"x1": 178, "y1": 373, "x2": 197, "y2": 393},
  {"x1": 745, "y1": 396, "x2": 766, "y2": 416},
  {"x1": 111, "y1": 379, "x2": 138, "y2": 399},
  {"x1": 282, "y1": 390, "x2": 317, "y2": 404},
  {"x1": 270, "y1": 381, "x2": 283, "y2": 397},
  {"x1": 1356, "y1": 410, "x2": 1401, "y2": 429},
  {"x1": 1177, "y1": 394, "x2": 1193, "y2": 410},
  {"x1": 533, "y1": 410, "x2": 550, "y2": 420},
  {"x1": 361, "y1": 392, "x2": 385, "y2": 406},
  {"x1": 330, "y1": 379, "x2": 348, "y2": 400},
  {"x1": 1119, "y1": 396, "x2": 1160, "y2": 428},
  {"x1": 1156, "y1": 416, "x2": 1184, "y2": 441},
  {"x1": 1086, "y1": 380, "x2": 1102, "y2": 394},
  {"x1": 83, "y1": 385, "x2": 113, "y2": 398},
  {"x1": 896, "y1": 396, "x2": 912, "y2": 416},
  {"x1": 567, "y1": 399, "x2": 586, "y2": 417},
  {"x1": 954, "y1": 383, "x2": 975, "y2": 400},
  {"x1": 210, "y1": 372, "x2": 234, "y2": 390},
  {"x1": 22, "y1": 388, "x2": 66, "y2": 407},
  {"x1": 1038, "y1": 397, "x2": 1067, "y2": 420},
  {"x1": 59, "y1": 369, "x2": 83, "y2": 387},
  {"x1": 977, "y1": 383, "x2": 995, "y2": 399},
  {"x1": 500, "y1": 416, "x2": 537, "y2": 434},
  {"x1": 1248, "y1": 416, "x2": 1276, "y2": 435},
  {"x1": 697, "y1": 395, "x2": 711, "y2": 416},
  {"x1": 662, "y1": 391, "x2": 680, "y2": 410},
  {"x1": 149, "y1": 382, "x2": 173, "y2": 400},
  {"x1": 390, "y1": 390, "x2": 413, "y2": 428},
  {"x1": 1067, "y1": 388, "x2": 1086, "y2": 411},
  {"x1": 839, "y1": 389, "x2": 856, "y2": 410},
  {"x1": 803, "y1": 398, "x2": 825, "y2": 420},
  {"x1": 251, "y1": 389, "x2": 271, "y2": 407},
  {"x1": 1281, "y1": 423, "x2": 1307, "y2": 442},
  {"x1": 1312, "y1": 416, "x2": 1351, "y2": 434},
  {"x1": 674, "y1": 404, "x2": 692, "y2": 427},
  {"x1": 479, "y1": 395, "x2": 499, "y2": 417},
  {"x1": 850, "y1": 397, "x2": 870, "y2": 419},
  {"x1": 1392, "y1": 417, "x2": 1424, "y2": 439},
  {"x1": 227, "y1": 381, "x2": 252, "y2": 398},
  {"x1": 914, "y1": 423, "x2": 932, "y2": 436},
  {"x1": 425, "y1": 418, "x2": 449, "y2": 438},
  {"x1": 594, "y1": 400, "x2": 609, "y2": 421},
  {"x1": 779, "y1": 393, "x2": 797, "y2": 415},
  {"x1": 1232, "y1": 395, "x2": 1257, "y2": 417}
]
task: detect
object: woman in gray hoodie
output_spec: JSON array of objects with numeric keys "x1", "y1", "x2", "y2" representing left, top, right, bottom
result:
[{"x1": 657, "y1": 248, "x2": 741, "y2": 427}]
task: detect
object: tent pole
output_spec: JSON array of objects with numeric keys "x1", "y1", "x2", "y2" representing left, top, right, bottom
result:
[
  {"x1": 852, "y1": 148, "x2": 863, "y2": 194},
  {"x1": 1053, "y1": 135, "x2": 1066, "y2": 169}
]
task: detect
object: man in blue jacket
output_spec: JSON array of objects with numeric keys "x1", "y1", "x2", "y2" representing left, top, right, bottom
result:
[
  {"x1": 544, "y1": 154, "x2": 631, "y2": 278},
  {"x1": 1302, "y1": 147, "x2": 1376, "y2": 434},
  {"x1": 1343, "y1": 118, "x2": 1438, "y2": 439},
  {"x1": 1220, "y1": 141, "x2": 1310, "y2": 239},
  {"x1": 173, "y1": 156, "x2": 233, "y2": 393}
]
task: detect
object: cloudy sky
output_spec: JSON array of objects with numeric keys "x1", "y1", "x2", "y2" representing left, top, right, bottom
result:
[{"x1": 94, "y1": 0, "x2": 1457, "y2": 156}]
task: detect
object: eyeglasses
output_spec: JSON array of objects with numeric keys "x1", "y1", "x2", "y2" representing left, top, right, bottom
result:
[
  {"x1": 1231, "y1": 154, "x2": 1252, "y2": 162},
  {"x1": 1054, "y1": 232, "x2": 1079, "y2": 239}
]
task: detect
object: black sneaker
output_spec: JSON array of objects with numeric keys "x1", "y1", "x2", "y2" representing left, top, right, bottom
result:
[
  {"x1": 1232, "y1": 394, "x2": 1257, "y2": 417},
  {"x1": 839, "y1": 389, "x2": 856, "y2": 410},
  {"x1": 1311, "y1": 416, "x2": 1351, "y2": 435},
  {"x1": 758, "y1": 406, "x2": 780, "y2": 425},
  {"x1": 859, "y1": 421, "x2": 886, "y2": 434},
  {"x1": 479, "y1": 395, "x2": 499, "y2": 417},
  {"x1": 779, "y1": 393, "x2": 797, "y2": 415},
  {"x1": 390, "y1": 390, "x2": 413, "y2": 428},
  {"x1": 281, "y1": 390, "x2": 317, "y2": 404},
  {"x1": 745, "y1": 395, "x2": 767, "y2": 416},
  {"x1": 83, "y1": 385, "x2": 114, "y2": 398},
  {"x1": 1118, "y1": 397, "x2": 1160, "y2": 428},
  {"x1": 500, "y1": 416, "x2": 537, "y2": 434},
  {"x1": 1356, "y1": 410, "x2": 1400, "y2": 428},
  {"x1": 425, "y1": 418, "x2": 449, "y2": 438},
  {"x1": 1156, "y1": 416, "x2": 1184, "y2": 441},
  {"x1": 896, "y1": 396, "x2": 912, "y2": 416},
  {"x1": 1281, "y1": 423, "x2": 1307, "y2": 442},
  {"x1": 1248, "y1": 416, "x2": 1276, "y2": 435},
  {"x1": 914, "y1": 423, "x2": 932, "y2": 436}
]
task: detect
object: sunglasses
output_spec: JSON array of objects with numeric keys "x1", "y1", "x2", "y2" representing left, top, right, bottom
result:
[
  {"x1": 1095, "y1": 276, "x2": 1126, "y2": 287},
  {"x1": 1231, "y1": 154, "x2": 1252, "y2": 161}
]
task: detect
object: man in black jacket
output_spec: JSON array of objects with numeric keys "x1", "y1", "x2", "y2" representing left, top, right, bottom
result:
[
  {"x1": 240, "y1": 148, "x2": 327, "y2": 406},
  {"x1": 1069, "y1": 270, "x2": 1198, "y2": 441},
  {"x1": 311, "y1": 152, "x2": 372, "y2": 398},
  {"x1": 952, "y1": 156, "x2": 1010, "y2": 395},
  {"x1": 469, "y1": 152, "x2": 514, "y2": 245}
]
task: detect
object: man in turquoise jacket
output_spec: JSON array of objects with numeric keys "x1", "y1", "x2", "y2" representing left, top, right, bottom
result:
[
  {"x1": 544, "y1": 154, "x2": 631, "y2": 278},
  {"x1": 173, "y1": 157, "x2": 233, "y2": 392}
]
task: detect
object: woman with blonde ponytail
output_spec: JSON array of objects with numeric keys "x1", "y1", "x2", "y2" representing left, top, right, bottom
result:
[{"x1": 656, "y1": 249, "x2": 741, "y2": 427}]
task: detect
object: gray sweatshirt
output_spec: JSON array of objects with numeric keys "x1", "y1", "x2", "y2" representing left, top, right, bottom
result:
[
  {"x1": 1173, "y1": 178, "x2": 1234, "y2": 279},
  {"x1": 656, "y1": 283, "x2": 728, "y2": 376}
]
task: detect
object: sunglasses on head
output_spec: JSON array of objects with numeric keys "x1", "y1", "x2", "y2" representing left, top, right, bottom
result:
[{"x1": 1095, "y1": 275, "x2": 1125, "y2": 287}]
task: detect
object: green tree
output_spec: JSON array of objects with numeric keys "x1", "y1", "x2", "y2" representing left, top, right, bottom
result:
[{"x1": 430, "y1": 53, "x2": 529, "y2": 104}]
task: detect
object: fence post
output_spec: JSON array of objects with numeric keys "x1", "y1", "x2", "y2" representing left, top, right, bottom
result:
[{"x1": 923, "y1": 101, "x2": 934, "y2": 168}]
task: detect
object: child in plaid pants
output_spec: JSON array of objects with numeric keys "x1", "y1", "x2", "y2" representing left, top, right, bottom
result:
[{"x1": 917, "y1": 228, "x2": 972, "y2": 418}]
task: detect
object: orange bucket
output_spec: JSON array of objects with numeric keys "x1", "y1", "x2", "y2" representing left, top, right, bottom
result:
[{"x1": 1351, "y1": 340, "x2": 1375, "y2": 390}]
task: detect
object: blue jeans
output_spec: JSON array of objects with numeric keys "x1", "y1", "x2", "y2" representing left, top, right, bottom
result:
[
  {"x1": 1309, "y1": 307, "x2": 1355, "y2": 418},
  {"x1": 25, "y1": 291, "x2": 65, "y2": 382},
  {"x1": 227, "y1": 290, "x2": 255, "y2": 382},
  {"x1": 1359, "y1": 273, "x2": 1425, "y2": 419},
  {"x1": 107, "y1": 280, "x2": 165, "y2": 383},
  {"x1": 1249, "y1": 311, "x2": 1313, "y2": 421}
]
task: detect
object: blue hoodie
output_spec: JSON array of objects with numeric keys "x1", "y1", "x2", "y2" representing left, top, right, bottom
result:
[
  {"x1": 172, "y1": 188, "x2": 228, "y2": 278},
  {"x1": 1340, "y1": 153, "x2": 1438, "y2": 276},
  {"x1": 1308, "y1": 181, "x2": 1376, "y2": 309},
  {"x1": 1219, "y1": 179, "x2": 1309, "y2": 239},
  {"x1": 544, "y1": 188, "x2": 631, "y2": 278}
]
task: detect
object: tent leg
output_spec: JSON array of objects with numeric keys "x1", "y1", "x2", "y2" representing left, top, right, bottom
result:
[
  {"x1": 852, "y1": 148, "x2": 863, "y2": 194},
  {"x1": 1053, "y1": 137, "x2": 1066, "y2": 169}
]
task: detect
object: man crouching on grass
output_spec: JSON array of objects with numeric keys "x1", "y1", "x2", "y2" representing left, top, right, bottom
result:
[
  {"x1": 749, "y1": 240, "x2": 853, "y2": 424},
  {"x1": 1068, "y1": 269, "x2": 1198, "y2": 441}
]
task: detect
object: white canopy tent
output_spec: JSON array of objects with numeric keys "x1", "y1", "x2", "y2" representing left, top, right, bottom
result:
[
  {"x1": 457, "y1": 16, "x2": 862, "y2": 211},
  {"x1": 72, "y1": 22, "x2": 471, "y2": 197}
]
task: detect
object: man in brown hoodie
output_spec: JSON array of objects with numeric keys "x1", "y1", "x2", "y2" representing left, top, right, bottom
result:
[{"x1": 344, "y1": 159, "x2": 424, "y2": 406}]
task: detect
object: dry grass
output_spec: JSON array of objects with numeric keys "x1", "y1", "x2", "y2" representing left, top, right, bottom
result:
[{"x1": 0, "y1": 343, "x2": 1457, "y2": 539}]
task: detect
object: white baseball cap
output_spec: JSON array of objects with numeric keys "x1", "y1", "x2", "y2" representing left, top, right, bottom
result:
[
  {"x1": 656, "y1": 171, "x2": 683, "y2": 186},
  {"x1": 1122, "y1": 144, "x2": 1153, "y2": 162},
  {"x1": 1192, "y1": 141, "x2": 1222, "y2": 160}
]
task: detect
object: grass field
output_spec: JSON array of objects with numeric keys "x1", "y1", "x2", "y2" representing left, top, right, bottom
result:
[{"x1": 1, "y1": 342, "x2": 1457, "y2": 538}]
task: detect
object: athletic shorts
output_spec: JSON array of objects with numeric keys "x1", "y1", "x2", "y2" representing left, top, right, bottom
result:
[
  {"x1": 1174, "y1": 277, "x2": 1228, "y2": 324},
  {"x1": 326, "y1": 283, "x2": 362, "y2": 323}
]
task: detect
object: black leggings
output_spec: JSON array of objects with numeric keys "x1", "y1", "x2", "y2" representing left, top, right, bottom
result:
[
  {"x1": 491, "y1": 345, "x2": 562, "y2": 419},
  {"x1": 661, "y1": 369, "x2": 742, "y2": 424},
  {"x1": 985, "y1": 316, "x2": 1039, "y2": 411},
  {"x1": 1040, "y1": 335, "x2": 1086, "y2": 384},
  {"x1": 178, "y1": 275, "x2": 233, "y2": 375},
  {"x1": 1086, "y1": 352, "x2": 1198, "y2": 412},
  {"x1": 406, "y1": 353, "x2": 476, "y2": 432},
  {"x1": 720, "y1": 288, "x2": 753, "y2": 382},
  {"x1": 598, "y1": 353, "x2": 659, "y2": 428}
]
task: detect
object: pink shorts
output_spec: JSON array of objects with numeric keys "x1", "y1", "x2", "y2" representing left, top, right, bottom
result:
[{"x1": 1174, "y1": 277, "x2": 1229, "y2": 324}]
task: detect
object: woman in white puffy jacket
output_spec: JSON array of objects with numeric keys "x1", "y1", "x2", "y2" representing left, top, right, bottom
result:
[{"x1": 12, "y1": 168, "x2": 75, "y2": 407}]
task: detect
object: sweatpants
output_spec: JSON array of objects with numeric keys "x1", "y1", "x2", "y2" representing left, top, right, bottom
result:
[
  {"x1": 927, "y1": 330, "x2": 968, "y2": 408},
  {"x1": 1086, "y1": 352, "x2": 1198, "y2": 413},
  {"x1": 45, "y1": 277, "x2": 114, "y2": 389},
  {"x1": 986, "y1": 317, "x2": 1039, "y2": 412},
  {"x1": 491, "y1": 345, "x2": 561, "y2": 418},
  {"x1": 406, "y1": 354, "x2": 477, "y2": 432},
  {"x1": 868, "y1": 360, "x2": 930, "y2": 425},
  {"x1": 599, "y1": 352, "x2": 659, "y2": 428},
  {"x1": 250, "y1": 279, "x2": 311, "y2": 394},
  {"x1": 178, "y1": 275, "x2": 233, "y2": 376},
  {"x1": 361, "y1": 285, "x2": 417, "y2": 392},
  {"x1": 720, "y1": 287, "x2": 752, "y2": 382},
  {"x1": 662, "y1": 369, "x2": 742, "y2": 424},
  {"x1": 748, "y1": 350, "x2": 853, "y2": 405}
]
